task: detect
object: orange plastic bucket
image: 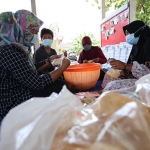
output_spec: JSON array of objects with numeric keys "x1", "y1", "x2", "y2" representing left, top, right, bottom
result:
[{"x1": 64, "y1": 63, "x2": 101, "y2": 90}]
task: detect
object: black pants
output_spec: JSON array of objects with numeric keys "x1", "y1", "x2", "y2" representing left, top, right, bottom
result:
[{"x1": 31, "y1": 79, "x2": 67, "y2": 97}]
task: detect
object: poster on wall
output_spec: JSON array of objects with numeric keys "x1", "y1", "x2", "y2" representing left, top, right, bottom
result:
[{"x1": 100, "y1": 4, "x2": 129, "y2": 47}]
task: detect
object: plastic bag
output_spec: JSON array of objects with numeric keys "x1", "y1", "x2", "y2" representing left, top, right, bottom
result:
[
  {"x1": 134, "y1": 74, "x2": 150, "y2": 105},
  {"x1": 51, "y1": 92, "x2": 150, "y2": 150},
  {"x1": 51, "y1": 54, "x2": 64, "y2": 66},
  {"x1": 102, "y1": 63, "x2": 111, "y2": 70},
  {"x1": 0, "y1": 86, "x2": 82, "y2": 150},
  {"x1": 1, "y1": 81, "x2": 150, "y2": 150},
  {"x1": 106, "y1": 68, "x2": 120, "y2": 78},
  {"x1": 52, "y1": 58, "x2": 63, "y2": 66},
  {"x1": 75, "y1": 92, "x2": 100, "y2": 105}
]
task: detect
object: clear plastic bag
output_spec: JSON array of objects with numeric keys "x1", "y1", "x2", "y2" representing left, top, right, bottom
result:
[
  {"x1": 51, "y1": 92, "x2": 150, "y2": 150},
  {"x1": 134, "y1": 74, "x2": 150, "y2": 105},
  {"x1": 1, "y1": 78, "x2": 150, "y2": 150}
]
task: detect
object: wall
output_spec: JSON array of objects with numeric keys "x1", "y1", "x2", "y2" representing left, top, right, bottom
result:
[{"x1": 100, "y1": 3, "x2": 129, "y2": 47}]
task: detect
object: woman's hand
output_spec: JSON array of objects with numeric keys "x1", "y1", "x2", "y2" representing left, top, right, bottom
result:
[
  {"x1": 46, "y1": 55, "x2": 62, "y2": 68},
  {"x1": 83, "y1": 60, "x2": 88, "y2": 63},
  {"x1": 61, "y1": 58, "x2": 70, "y2": 70},
  {"x1": 64, "y1": 51, "x2": 67, "y2": 57},
  {"x1": 109, "y1": 58, "x2": 125, "y2": 70},
  {"x1": 49, "y1": 55, "x2": 61, "y2": 62},
  {"x1": 93, "y1": 57, "x2": 100, "y2": 63},
  {"x1": 50, "y1": 58, "x2": 70, "y2": 81}
]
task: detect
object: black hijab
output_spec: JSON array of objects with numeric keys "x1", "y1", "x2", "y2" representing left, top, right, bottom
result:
[{"x1": 123, "y1": 20, "x2": 150, "y2": 64}]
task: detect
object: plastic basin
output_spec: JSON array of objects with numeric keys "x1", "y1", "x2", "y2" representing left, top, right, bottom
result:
[{"x1": 64, "y1": 63, "x2": 101, "y2": 90}]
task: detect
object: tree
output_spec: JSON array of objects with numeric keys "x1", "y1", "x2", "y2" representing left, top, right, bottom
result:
[
  {"x1": 84, "y1": 0, "x2": 101, "y2": 9},
  {"x1": 84, "y1": 0, "x2": 150, "y2": 26},
  {"x1": 69, "y1": 33, "x2": 100, "y2": 55},
  {"x1": 136, "y1": 0, "x2": 150, "y2": 26}
]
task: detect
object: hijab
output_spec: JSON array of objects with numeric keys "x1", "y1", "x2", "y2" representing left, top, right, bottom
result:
[
  {"x1": 123, "y1": 20, "x2": 150, "y2": 64},
  {"x1": 82, "y1": 36, "x2": 92, "y2": 46},
  {"x1": 0, "y1": 12, "x2": 26, "y2": 50},
  {"x1": 0, "y1": 10, "x2": 43, "y2": 69},
  {"x1": 15, "y1": 10, "x2": 43, "y2": 47}
]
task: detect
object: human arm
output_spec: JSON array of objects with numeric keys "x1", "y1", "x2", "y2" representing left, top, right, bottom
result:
[
  {"x1": 50, "y1": 58, "x2": 70, "y2": 81},
  {"x1": 34, "y1": 59, "x2": 52, "y2": 72},
  {"x1": 131, "y1": 61, "x2": 149, "y2": 79},
  {"x1": 109, "y1": 58, "x2": 132, "y2": 71},
  {"x1": 36, "y1": 55, "x2": 61, "y2": 72},
  {"x1": 109, "y1": 58, "x2": 150, "y2": 79},
  {"x1": 2, "y1": 47, "x2": 70, "y2": 90},
  {"x1": 94, "y1": 47, "x2": 107, "y2": 64},
  {"x1": 34, "y1": 50, "x2": 52, "y2": 71},
  {"x1": 78, "y1": 52, "x2": 83, "y2": 63}
]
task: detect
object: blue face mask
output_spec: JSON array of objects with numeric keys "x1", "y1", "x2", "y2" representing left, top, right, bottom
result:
[
  {"x1": 83, "y1": 45, "x2": 91, "y2": 51},
  {"x1": 125, "y1": 24, "x2": 146, "y2": 45},
  {"x1": 126, "y1": 33, "x2": 139, "y2": 45},
  {"x1": 42, "y1": 39, "x2": 53, "y2": 47}
]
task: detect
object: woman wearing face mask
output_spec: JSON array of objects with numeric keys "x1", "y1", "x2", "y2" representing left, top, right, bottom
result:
[
  {"x1": 0, "y1": 10, "x2": 70, "y2": 121},
  {"x1": 78, "y1": 36, "x2": 107, "y2": 64},
  {"x1": 78, "y1": 36, "x2": 107, "y2": 80},
  {"x1": 102, "y1": 20, "x2": 150, "y2": 92},
  {"x1": 34, "y1": 28, "x2": 57, "y2": 74}
]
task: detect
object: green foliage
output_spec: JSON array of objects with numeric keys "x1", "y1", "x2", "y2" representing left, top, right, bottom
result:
[
  {"x1": 69, "y1": 33, "x2": 100, "y2": 55},
  {"x1": 107, "y1": 0, "x2": 150, "y2": 26},
  {"x1": 84, "y1": 0, "x2": 101, "y2": 9},
  {"x1": 105, "y1": 0, "x2": 126, "y2": 10},
  {"x1": 84, "y1": 0, "x2": 150, "y2": 26},
  {"x1": 136, "y1": 0, "x2": 150, "y2": 26}
]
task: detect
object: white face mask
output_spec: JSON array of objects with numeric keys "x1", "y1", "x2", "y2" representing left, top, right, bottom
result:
[
  {"x1": 24, "y1": 29, "x2": 38, "y2": 47},
  {"x1": 42, "y1": 39, "x2": 53, "y2": 47},
  {"x1": 31, "y1": 34, "x2": 38, "y2": 44}
]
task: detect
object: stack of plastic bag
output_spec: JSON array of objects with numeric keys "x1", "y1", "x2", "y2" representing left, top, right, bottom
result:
[{"x1": 1, "y1": 74, "x2": 150, "y2": 150}]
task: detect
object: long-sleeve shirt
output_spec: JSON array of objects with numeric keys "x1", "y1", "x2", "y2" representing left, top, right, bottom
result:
[
  {"x1": 0, "y1": 45, "x2": 53, "y2": 120},
  {"x1": 102, "y1": 61, "x2": 150, "y2": 92},
  {"x1": 34, "y1": 45, "x2": 57, "y2": 74},
  {"x1": 78, "y1": 46, "x2": 107, "y2": 64}
]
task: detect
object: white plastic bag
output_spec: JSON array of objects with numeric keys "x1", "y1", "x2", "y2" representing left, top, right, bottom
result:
[
  {"x1": 135, "y1": 74, "x2": 150, "y2": 105},
  {"x1": 0, "y1": 86, "x2": 82, "y2": 150}
]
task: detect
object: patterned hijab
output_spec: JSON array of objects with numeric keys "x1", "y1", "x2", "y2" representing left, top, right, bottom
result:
[
  {"x1": 15, "y1": 9, "x2": 43, "y2": 47},
  {"x1": 0, "y1": 10, "x2": 43, "y2": 69}
]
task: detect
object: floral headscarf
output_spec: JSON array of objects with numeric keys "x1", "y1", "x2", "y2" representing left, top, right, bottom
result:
[
  {"x1": 15, "y1": 9, "x2": 43, "y2": 31},
  {"x1": 0, "y1": 12, "x2": 25, "y2": 49},
  {"x1": 15, "y1": 10, "x2": 43, "y2": 47},
  {"x1": 0, "y1": 10, "x2": 43, "y2": 69}
]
